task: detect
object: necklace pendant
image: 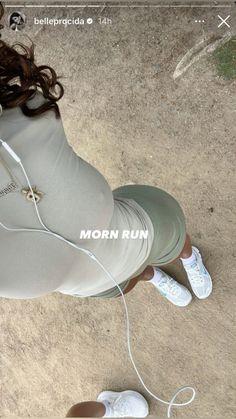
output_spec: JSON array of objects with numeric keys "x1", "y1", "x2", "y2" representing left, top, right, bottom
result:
[{"x1": 21, "y1": 186, "x2": 44, "y2": 204}]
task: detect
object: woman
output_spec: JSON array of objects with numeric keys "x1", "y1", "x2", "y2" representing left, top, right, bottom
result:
[{"x1": 0, "y1": 6, "x2": 212, "y2": 305}]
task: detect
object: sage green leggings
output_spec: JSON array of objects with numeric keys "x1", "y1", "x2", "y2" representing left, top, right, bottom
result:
[{"x1": 93, "y1": 185, "x2": 186, "y2": 299}]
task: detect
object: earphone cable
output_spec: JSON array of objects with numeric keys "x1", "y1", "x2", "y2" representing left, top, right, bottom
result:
[{"x1": 0, "y1": 141, "x2": 196, "y2": 417}]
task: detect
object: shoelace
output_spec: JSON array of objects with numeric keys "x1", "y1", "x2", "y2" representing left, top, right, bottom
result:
[{"x1": 158, "y1": 277, "x2": 181, "y2": 296}]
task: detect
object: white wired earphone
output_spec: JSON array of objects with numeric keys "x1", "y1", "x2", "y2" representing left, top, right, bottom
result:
[{"x1": 0, "y1": 138, "x2": 196, "y2": 417}]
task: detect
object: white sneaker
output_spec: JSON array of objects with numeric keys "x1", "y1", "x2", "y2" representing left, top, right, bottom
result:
[
  {"x1": 182, "y1": 247, "x2": 213, "y2": 299},
  {"x1": 97, "y1": 390, "x2": 149, "y2": 418},
  {"x1": 152, "y1": 268, "x2": 192, "y2": 307}
]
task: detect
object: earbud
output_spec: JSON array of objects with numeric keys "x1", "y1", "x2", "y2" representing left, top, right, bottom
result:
[{"x1": 0, "y1": 140, "x2": 21, "y2": 163}]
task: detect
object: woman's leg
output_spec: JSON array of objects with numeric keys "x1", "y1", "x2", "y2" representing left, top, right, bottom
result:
[
  {"x1": 175, "y1": 234, "x2": 192, "y2": 260},
  {"x1": 121, "y1": 233, "x2": 212, "y2": 301},
  {"x1": 119, "y1": 265, "x2": 154, "y2": 296},
  {"x1": 120, "y1": 235, "x2": 193, "y2": 296},
  {"x1": 119, "y1": 257, "x2": 192, "y2": 306},
  {"x1": 66, "y1": 401, "x2": 105, "y2": 418}
]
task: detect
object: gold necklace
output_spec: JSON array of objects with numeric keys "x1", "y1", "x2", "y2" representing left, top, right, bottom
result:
[{"x1": 0, "y1": 156, "x2": 44, "y2": 203}]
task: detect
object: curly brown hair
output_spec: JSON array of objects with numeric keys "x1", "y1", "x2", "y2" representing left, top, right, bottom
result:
[{"x1": 0, "y1": 2, "x2": 64, "y2": 118}]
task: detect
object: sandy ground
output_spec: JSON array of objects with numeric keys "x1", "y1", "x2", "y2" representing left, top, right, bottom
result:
[{"x1": 1, "y1": 5, "x2": 236, "y2": 418}]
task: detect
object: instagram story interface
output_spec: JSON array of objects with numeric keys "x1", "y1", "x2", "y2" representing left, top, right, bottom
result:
[{"x1": 0, "y1": 1, "x2": 236, "y2": 419}]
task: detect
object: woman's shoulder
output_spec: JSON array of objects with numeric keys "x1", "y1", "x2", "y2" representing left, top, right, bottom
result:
[
  {"x1": 1, "y1": 90, "x2": 60, "y2": 121},
  {"x1": 26, "y1": 90, "x2": 52, "y2": 110},
  {"x1": 0, "y1": 91, "x2": 64, "y2": 144},
  {"x1": 1, "y1": 90, "x2": 62, "y2": 125}
]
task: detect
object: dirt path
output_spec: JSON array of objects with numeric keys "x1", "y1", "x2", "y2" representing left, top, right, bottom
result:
[{"x1": 1, "y1": 6, "x2": 236, "y2": 418}]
